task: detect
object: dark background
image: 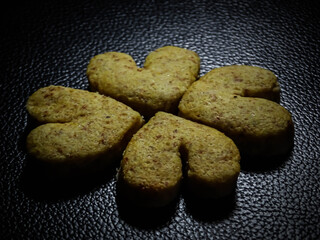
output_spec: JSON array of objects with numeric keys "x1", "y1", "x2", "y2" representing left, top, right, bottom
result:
[{"x1": 1, "y1": 0, "x2": 319, "y2": 239}]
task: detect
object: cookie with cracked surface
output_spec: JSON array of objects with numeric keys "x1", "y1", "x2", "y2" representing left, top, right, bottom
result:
[
  {"x1": 87, "y1": 46, "x2": 200, "y2": 118},
  {"x1": 179, "y1": 65, "x2": 294, "y2": 156},
  {"x1": 26, "y1": 85, "x2": 144, "y2": 175},
  {"x1": 117, "y1": 112, "x2": 240, "y2": 207}
]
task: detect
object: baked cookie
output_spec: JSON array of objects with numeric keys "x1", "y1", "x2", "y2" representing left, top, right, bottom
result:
[
  {"x1": 117, "y1": 112, "x2": 240, "y2": 207},
  {"x1": 87, "y1": 46, "x2": 200, "y2": 118},
  {"x1": 179, "y1": 65, "x2": 294, "y2": 156},
  {"x1": 26, "y1": 86, "x2": 144, "y2": 174}
]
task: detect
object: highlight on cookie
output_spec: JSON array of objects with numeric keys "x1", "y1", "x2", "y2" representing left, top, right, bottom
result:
[
  {"x1": 87, "y1": 46, "x2": 200, "y2": 118},
  {"x1": 179, "y1": 65, "x2": 294, "y2": 156},
  {"x1": 117, "y1": 112, "x2": 240, "y2": 207},
  {"x1": 26, "y1": 85, "x2": 144, "y2": 175}
]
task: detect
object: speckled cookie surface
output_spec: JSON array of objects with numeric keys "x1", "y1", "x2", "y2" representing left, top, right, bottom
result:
[
  {"x1": 179, "y1": 65, "x2": 294, "y2": 156},
  {"x1": 26, "y1": 86, "x2": 144, "y2": 172},
  {"x1": 118, "y1": 112, "x2": 240, "y2": 207},
  {"x1": 87, "y1": 46, "x2": 200, "y2": 118}
]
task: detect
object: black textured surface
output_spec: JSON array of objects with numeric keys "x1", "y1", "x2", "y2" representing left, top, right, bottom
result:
[{"x1": 1, "y1": 0, "x2": 320, "y2": 239}]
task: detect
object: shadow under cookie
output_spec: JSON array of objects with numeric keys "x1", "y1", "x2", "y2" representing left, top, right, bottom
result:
[
  {"x1": 239, "y1": 149, "x2": 293, "y2": 173},
  {"x1": 181, "y1": 182, "x2": 237, "y2": 222},
  {"x1": 115, "y1": 186, "x2": 178, "y2": 229},
  {"x1": 20, "y1": 154, "x2": 118, "y2": 201}
]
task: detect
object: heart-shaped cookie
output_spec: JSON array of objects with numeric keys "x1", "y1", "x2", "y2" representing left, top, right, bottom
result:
[
  {"x1": 87, "y1": 46, "x2": 200, "y2": 118},
  {"x1": 179, "y1": 65, "x2": 294, "y2": 156},
  {"x1": 117, "y1": 112, "x2": 240, "y2": 207},
  {"x1": 26, "y1": 86, "x2": 144, "y2": 174}
]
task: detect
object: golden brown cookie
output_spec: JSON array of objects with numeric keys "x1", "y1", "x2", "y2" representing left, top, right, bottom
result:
[
  {"x1": 117, "y1": 112, "x2": 240, "y2": 207},
  {"x1": 86, "y1": 46, "x2": 200, "y2": 118},
  {"x1": 179, "y1": 65, "x2": 294, "y2": 156},
  {"x1": 26, "y1": 85, "x2": 144, "y2": 174}
]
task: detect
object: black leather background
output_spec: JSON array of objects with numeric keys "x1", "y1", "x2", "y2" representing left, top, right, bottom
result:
[{"x1": 1, "y1": 0, "x2": 319, "y2": 239}]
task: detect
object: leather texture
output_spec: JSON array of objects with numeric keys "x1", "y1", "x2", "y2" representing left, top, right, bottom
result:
[{"x1": 1, "y1": 0, "x2": 319, "y2": 239}]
